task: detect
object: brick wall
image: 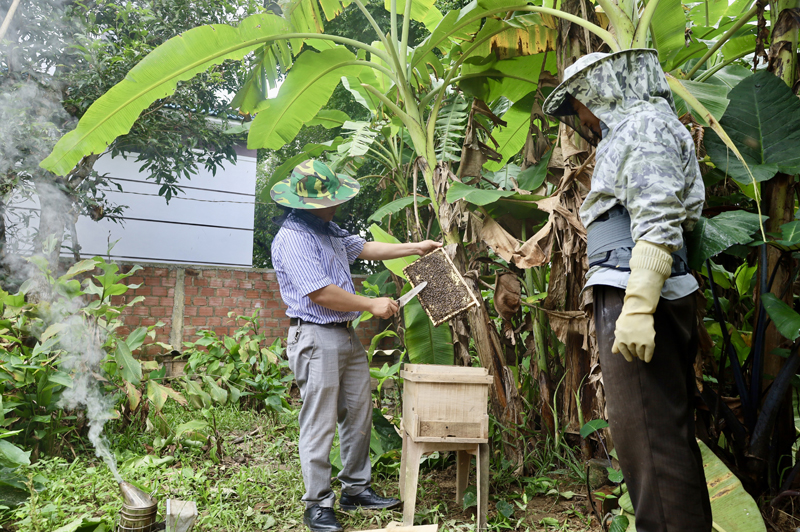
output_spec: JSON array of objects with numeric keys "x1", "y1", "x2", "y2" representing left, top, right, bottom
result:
[{"x1": 109, "y1": 262, "x2": 384, "y2": 356}]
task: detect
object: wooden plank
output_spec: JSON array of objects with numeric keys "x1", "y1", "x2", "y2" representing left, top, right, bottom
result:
[
  {"x1": 361, "y1": 524, "x2": 438, "y2": 532},
  {"x1": 409, "y1": 435, "x2": 488, "y2": 443},
  {"x1": 405, "y1": 439, "x2": 480, "y2": 452},
  {"x1": 456, "y1": 450, "x2": 470, "y2": 504},
  {"x1": 400, "y1": 373, "x2": 494, "y2": 384},
  {"x1": 478, "y1": 443, "x2": 489, "y2": 531},
  {"x1": 402, "y1": 364, "x2": 489, "y2": 376},
  {"x1": 402, "y1": 440, "x2": 424, "y2": 527},
  {"x1": 419, "y1": 420, "x2": 483, "y2": 439}
]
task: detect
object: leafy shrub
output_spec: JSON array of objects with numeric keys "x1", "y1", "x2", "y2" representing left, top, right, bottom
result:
[
  {"x1": 180, "y1": 312, "x2": 293, "y2": 415},
  {"x1": 0, "y1": 256, "x2": 184, "y2": 467}
]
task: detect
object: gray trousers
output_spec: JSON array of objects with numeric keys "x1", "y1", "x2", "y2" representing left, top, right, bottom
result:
[
  {"x1": 286, "y1": 322, "x2": 372, "y2": 508},
  {"x1": 594, "y1": 286, "x2": 712, "y2": 532}
]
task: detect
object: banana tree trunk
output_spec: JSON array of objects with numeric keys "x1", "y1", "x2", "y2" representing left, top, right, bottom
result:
[
  {"x1": 547, "y1": 0, "x2": 604, "y2": 456},
  {"x1": 421, "y1": 156, "x2": 524, "y2": 468},
  {"x1": 759, "y1": 0, "x2": 799, "y2": 490}
]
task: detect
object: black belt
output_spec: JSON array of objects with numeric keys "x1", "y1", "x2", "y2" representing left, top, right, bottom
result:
[{"x1": 289, "y1": 317, "x2": 353, "y2": 329}]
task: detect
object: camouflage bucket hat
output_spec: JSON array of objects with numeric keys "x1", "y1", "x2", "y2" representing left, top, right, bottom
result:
[
  {"x1": 270, "y1": 160, "x2": 360, "y2": 209},
  {"x1": 542, "y1": 48, "x2": 658, "y2": 117}
]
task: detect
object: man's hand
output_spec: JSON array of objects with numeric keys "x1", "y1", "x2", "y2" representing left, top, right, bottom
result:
[
  {"x1": 414, "y1": 240, "x2": 442, "y2": 256},
  {"x1": 370, "y1": 297, "x2": 399, "y2": 319}
]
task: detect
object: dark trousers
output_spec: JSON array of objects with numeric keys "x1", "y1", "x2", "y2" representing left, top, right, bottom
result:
[{"x1": 594, "y1": 286, "x2": 713, "y2": 532}]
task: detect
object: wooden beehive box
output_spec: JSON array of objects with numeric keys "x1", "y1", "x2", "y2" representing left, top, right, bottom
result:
[
  {"x1": 401, "y1": 364, "x2": 492, "y2": 443},
  {"x1": 403, "y1": 248, "x2": 479, "y2": 327}
]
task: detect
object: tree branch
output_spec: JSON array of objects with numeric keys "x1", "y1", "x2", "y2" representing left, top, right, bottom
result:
[{"x1": 0, "y1": 0, "x2": 22, "y2": 42}]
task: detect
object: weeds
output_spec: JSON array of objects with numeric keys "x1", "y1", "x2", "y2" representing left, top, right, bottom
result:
[
  {"x1": 2, "y1": 400, "x2": 598, "y2": 531},
  {"x1": 0, "y1": 256, "x2": 598, "y2": 531}
]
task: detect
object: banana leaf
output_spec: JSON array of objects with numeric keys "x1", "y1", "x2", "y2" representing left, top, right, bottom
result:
[
  {"x1": 621, "y1": 439, "x2": 766, "y2": 532},
  {"x1": 248, "y1": 47, "x2": 358, "y2": 150},
  {"x1": 402, "y1": 283, "x2": 453, "y2": 365},
  {"x1": 705, "y1": 70, "x2": 800, "y2": 184},
  {"x1": 368, "y1": 224, "x2": 418, "y2": 279}
]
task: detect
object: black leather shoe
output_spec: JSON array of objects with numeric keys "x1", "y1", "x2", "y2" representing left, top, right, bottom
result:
[
  {"x1": 339, "y1": 487, "x2": 402, "y2": 511},
  {"x1": 303, "y1": 505, "x2": 343, "y2": 532}
]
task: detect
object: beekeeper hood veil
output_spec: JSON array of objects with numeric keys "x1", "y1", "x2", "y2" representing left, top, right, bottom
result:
[{"x1": 542, "y1": 49, "x2": 676, "y2": 144}]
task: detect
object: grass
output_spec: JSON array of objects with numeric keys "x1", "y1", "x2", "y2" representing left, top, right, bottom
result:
[{"x1": 2, "y1": 402, "x2": 600, "y2": 532}]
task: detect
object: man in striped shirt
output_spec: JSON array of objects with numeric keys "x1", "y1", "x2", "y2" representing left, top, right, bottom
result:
[{"x1": 270, "y1": 160, "x2": 440, "y2": 532}]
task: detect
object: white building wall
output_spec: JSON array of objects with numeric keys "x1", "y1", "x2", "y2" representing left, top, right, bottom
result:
[{"x1": 7, "y1": 150, "x2": 258, "y2": 268}]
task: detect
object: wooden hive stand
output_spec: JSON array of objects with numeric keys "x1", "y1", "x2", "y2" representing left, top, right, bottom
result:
[{"x1": 399, "y1": 364, "x2": 493, "y2": 530}]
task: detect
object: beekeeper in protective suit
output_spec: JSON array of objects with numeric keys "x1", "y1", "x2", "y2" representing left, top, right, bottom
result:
[{"x1": 543, "y1": 49, "x2": 712, "y2": 532}]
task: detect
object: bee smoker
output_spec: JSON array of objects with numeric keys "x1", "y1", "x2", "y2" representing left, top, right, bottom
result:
[{"x1": 118, "y1": 482, "x2": 159, "y2": 532}]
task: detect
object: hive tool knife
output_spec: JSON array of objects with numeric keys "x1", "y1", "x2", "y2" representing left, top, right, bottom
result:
[{"x1": 397, "y1": 281, "x2": 428, "y2": 308}]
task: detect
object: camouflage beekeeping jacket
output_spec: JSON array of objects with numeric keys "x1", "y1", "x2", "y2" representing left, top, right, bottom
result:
[{"x1": 570, "y1": 50, "x2": 705, "y2": 252}]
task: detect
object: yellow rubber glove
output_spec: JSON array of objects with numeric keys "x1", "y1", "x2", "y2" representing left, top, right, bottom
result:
[{"x1": 612, "y1": 240, "x2": 672, "y2": 363}]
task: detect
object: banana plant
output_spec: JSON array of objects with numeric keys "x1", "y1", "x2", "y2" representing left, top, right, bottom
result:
[
  {"x1": 38, "y1": 0, "x2": 774, "y2": 450},
  {"x1": 40, "y1": 0, "x2": 760, "y2": 239},
  {"x1": 39, "y1": 0, "x2": 612, "y2": 222}
]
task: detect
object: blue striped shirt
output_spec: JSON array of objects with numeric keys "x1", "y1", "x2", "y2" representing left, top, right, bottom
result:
[{"x1": 271, "y1": 212, "x2": 366, "y2": 324}]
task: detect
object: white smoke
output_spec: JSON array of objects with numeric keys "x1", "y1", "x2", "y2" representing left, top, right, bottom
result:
[
  {"x1": 1, "y1": 1, "x2": 127, "y2": 483},
  {"x1": 5, "y1": 202, "x2": 123, "y2": 482},
  {"x1": 27, "y1": 263, "x2": 124, "y2": 482},
  {"x1": 0, "y1": 81, "x2": 68, "y2": 177},
  {"x1": 56, "y1": 314, "x2": 123, "y2": 483}
]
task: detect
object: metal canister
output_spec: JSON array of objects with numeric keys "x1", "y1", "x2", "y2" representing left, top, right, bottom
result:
[{"x1": 117, "y1": 482, "x2": 158, "y2": 532}]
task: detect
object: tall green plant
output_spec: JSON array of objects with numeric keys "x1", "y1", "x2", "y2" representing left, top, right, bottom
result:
[{"x1": 0, "y1": 254, "x2": 185, "y2": 466}]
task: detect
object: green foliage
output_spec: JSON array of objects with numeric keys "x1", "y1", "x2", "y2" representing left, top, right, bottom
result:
[
  {"x1": 435, "y1": 96, "x2": 469, "y2": 163},
  {"x1": 181, "y1": 313, "x2": 293, "y2": 415},
  {"x1": 42, "y1": 12, "x2": 286, "y2": 176},
  {"x1": 0, "y1": 256, "x2": 184, "y2": 480},
  {"x1": 368, "y1": 196, "x2": 432, "y2": 223},
  {"x1": 249, "y1": 47, "x2": 359, "y2": 151},
  {"x1": 706, "y1": 70, "x2": 800, "y2": 184},
  {"x1": 579, "y1": 419, "x2": 609, "y2": 439},
  {"x1": 339, "y1": 120, "x2": 382, "y2": 157},
  {"x1": 647, "y1": 0, "x2": 690, "y2": 68},
  {"x1": 608, "y1": 515, "x2": 630, "y2": 532},
  {"x1": 672, "y1": 79, "x2": 730, "y2": 125},
  {"x1": 0, "y1": 440, "x2": 30, "y2": 469},
  {"x1": 368, "y1": 224, "x2": 419, "y2": 278},
  {"x1": 761, "y1": 294, "x2": 800, "y2": 342},
  {"x1": 771, "y1": 220, "x2": 800, "y2": 251},
  {"x1": 483, "y1": 93, "x2": 538, "y2": 172},
  {"x1": 446, "y1": 181, "x2": 515, "y2": 205},
  {"x1": 402, "y1": 289, "x2": 454, "y2": 365},
  {"x1": 517, "y1": 149, "x2": 553, "y2": 191},
  {"x1": 685, "y1": 210, "x2": 765, "y2": 270},
  {"x1": 369, "y1": 361, "x2": 402, "y2": 394},
  {"x1": 459, "y1": 53, "x2": 551, "y2": 104},
  {"x1": 307, "y1": 110, "x2": 352, "y2": 128}
]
